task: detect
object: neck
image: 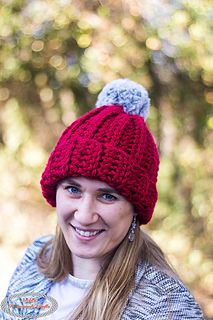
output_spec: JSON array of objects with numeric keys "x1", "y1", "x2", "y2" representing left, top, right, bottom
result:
[{"x1": 71, "y1": 255, "x2": 103, "y2": 280}]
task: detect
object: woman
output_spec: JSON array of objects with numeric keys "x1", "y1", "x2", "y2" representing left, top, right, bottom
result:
[{"x1": 1, "y1": 79, "x2": 204, "y2": 319}]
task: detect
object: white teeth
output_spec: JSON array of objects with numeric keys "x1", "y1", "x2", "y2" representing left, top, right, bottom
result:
[{"x1": 75, "y1": 228, "x2": 101, "y2": 237}]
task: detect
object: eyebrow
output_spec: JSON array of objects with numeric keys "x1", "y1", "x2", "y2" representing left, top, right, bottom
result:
[
  {"x1": 97, "y1": 188, "x2": 120, "y2": 195},
  {"x1": 62, "y1": 178, "x2": 120, "y2": 195},
  {"x1": 62, "y1": 178, "x2": 81, "y2": 187}
]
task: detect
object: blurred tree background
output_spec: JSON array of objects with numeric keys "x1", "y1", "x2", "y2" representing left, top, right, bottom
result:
[{"x1": 0, "y1": 0, "x2": 212, "y2": 317}]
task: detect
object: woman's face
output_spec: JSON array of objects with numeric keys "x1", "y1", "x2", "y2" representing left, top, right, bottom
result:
[{"x1": 56, "y1": 177, "x2": 134, "y2": 262}]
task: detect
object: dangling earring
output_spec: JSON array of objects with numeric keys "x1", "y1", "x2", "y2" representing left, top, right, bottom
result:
[{"x1": 128, "y1": 215, "x2": 137, "y2": 242}]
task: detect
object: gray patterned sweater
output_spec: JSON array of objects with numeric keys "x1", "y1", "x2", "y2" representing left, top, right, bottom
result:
[{"x1": 0, "y1": 236, "x2": 204, "y2": 319}]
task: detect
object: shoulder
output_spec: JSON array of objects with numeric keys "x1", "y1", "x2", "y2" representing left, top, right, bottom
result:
[
  {"x1": 6, "y1": 235, "x2": 54, "y2": 295},
  {"x1": 23, "y1": 234, "x2": 53, "y2": 258},
  {"x1": 13, "y1": 235, "x2": 53, "y2": 273},
  {"x1": 1, "y1": 236, "x2": 54, "y2": 320},
  {"x1": 142, "y1": 262, "x2": 188, "y2": 294},
  {"x1": 123, "y1": 262, "x2": 204, "y2": 320}
]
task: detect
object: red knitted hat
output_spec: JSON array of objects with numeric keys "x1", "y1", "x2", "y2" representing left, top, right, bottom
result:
[{"x1": 40, "y1": 79, "x2": 159, "y2": 224}]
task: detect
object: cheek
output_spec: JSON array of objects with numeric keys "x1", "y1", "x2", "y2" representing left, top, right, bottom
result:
[
  {"x1": 56, "y1": 209, "x2": 64, "y2": 226},
  {"x1": 105, "y1": 206, "x2": 133, "y2": 233},
  {"x1": 56, "y1": 199, "x2": 71, "y2": 223},
  {"x1": 56, "y1": 190, "x2": 72, "y2": 219},
  {"x1": 57, "y1": 208, "x2": 70, "y2": 223}
]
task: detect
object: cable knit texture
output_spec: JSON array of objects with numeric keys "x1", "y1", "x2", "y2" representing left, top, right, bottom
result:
[{"x1": 40, "y1": 79, "x2": 159, "y2": 224}]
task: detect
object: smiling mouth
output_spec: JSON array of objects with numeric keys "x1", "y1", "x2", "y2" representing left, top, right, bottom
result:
[{"x1": 70, "y1": 225, "x2": 105, "y2": 237}]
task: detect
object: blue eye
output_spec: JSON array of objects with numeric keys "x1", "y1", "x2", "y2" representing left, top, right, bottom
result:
[
  {"x1": 66, "y1": 186, "x2": 80, "y2": 194},
  {"x1": 101, "y1": 193, "x2": 117, "y2": 201}
]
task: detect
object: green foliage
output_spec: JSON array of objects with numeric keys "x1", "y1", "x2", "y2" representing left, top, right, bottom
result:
[{"x1": 0, "y1": 0, "x2": 212, "y2": 316}]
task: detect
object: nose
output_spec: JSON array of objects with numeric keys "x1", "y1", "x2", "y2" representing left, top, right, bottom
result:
[{"x1": 74, "y1": 196, "x2": 99, "y2": 225}]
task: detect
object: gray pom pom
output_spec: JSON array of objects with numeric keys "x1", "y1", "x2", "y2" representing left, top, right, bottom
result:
[{"x1": 96, "y1": 78, "x2": 150, "y2": 120}]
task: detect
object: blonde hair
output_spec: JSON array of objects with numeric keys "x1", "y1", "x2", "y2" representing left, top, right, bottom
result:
[{"x1": 37, "y1": 222, "x2": 176, "y2": 320}]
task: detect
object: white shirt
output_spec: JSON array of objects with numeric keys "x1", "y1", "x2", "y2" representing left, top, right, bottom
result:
[{"x1": 39, "y1": 274, "x2": 93, "y2": 320}]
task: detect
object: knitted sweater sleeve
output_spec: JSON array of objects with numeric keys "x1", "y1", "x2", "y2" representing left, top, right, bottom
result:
[
  {"x1": 0, "y1": 235, "x2": 53, "y2": 320},
  {"x1": 122, "y1": 265, "x2": 205, "y2": 320},
  {"x1": 6, "y1": 235, "x2": 52, "y2": 296},
  {"x1": 145, "y1": 285, "x2": 205, "y2": 319}
]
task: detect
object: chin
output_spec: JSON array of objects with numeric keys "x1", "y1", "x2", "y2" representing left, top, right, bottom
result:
[{"x1": 73, "y1": 251, "x2": 101, "y2": 259}]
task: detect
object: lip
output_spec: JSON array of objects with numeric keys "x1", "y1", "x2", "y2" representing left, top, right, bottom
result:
[
  {"x1": 70, "y1": 224, "x2": 104, "y2": 232},
  {"x1": 70, "y1": 224, "x2": 105, "y2": 241}
]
